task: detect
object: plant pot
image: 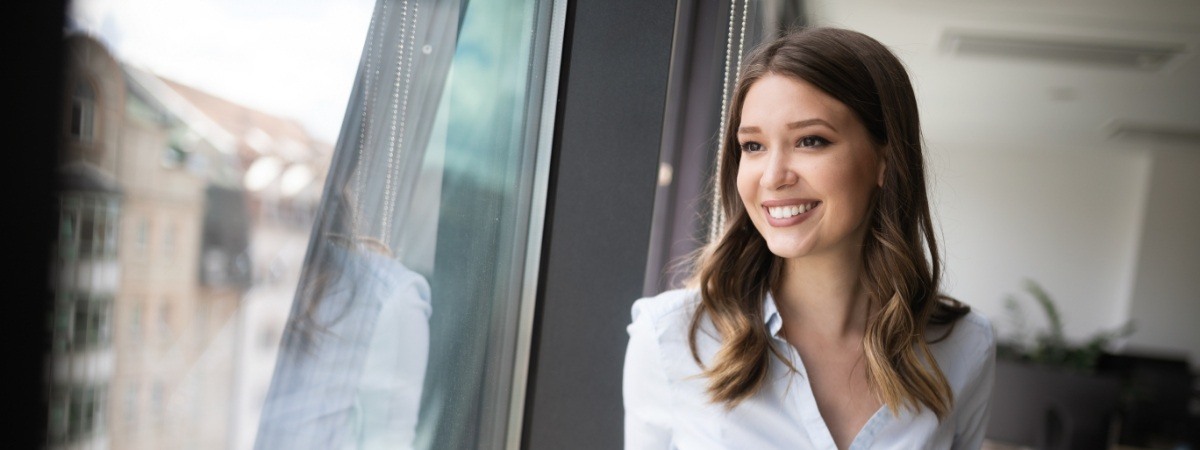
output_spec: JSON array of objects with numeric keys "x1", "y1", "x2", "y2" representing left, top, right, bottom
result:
[{"x1": 986, "y1": 358, "x2": 1121, "y2": 450}]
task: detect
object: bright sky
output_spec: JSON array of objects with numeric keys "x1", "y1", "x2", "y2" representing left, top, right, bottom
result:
[{"x1": 69, "y1": 0, "x2": 376, "y2": 143}]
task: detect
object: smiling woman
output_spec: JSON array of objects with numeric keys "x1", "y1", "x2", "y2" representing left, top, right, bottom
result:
[
  {"x1": 735, "y1": 74, "x2": 884, "y2": 261},
  {"x1": 624, "y1": 27, "x2": 996, "y2": 450}
]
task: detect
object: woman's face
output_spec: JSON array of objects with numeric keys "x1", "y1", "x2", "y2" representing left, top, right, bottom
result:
[{"x1": 735, "y1": 73, "x2": 884, "y2": 261}]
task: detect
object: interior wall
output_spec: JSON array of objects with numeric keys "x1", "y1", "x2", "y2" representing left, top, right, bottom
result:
[
  {"x1": 927, "y1": 142, "x2": 1152, "y2": 344},
  {"x1": 1126, "y1": 145, "x2": 1200, "y2": 367}
]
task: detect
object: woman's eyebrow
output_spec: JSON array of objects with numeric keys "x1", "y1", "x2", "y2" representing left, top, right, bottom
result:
[
  {"x1": 787, "y1": 118, "x2": 836, "y2": 131},
  {"x1": 737, "y1": 118, "x2": 837, "y2": 135}
]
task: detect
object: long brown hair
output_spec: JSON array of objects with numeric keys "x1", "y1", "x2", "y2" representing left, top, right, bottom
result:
[{"x1": 688, "y1": 27, "x2": 969, "y2": 418}]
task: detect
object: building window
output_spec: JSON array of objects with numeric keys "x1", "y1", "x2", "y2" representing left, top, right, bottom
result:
[
  {"x1": 58, "y1": 198, "x2": 79, "y2": 260},
  {"x1": 48, "y1": 383, "x2": 105, "y2": 445},
  {"x1": 162, "y1": 142, "x2": 187, "y2": 169},
  {"x1": 70, "y1": 80, "x2": 96, "y2": 142},
  {"x1": 67, "y1": 293, "x2": 113, "y2": 351},
  {"x1": 104, "y1": 203, "x2": 118, "y2": 258},
  {"x1": 51, "y1": 294, "x2": 73, "y2": 353},
  {"x1": 59, "y1": 194, "x2": 119, "y2": 260},
  {"x1": 78, "y1": 202, "x2": 97, "y2": 257},
  {"x1": 52, "y1": 292, "x2": 112, "y2": 353},
  {"x1": 134, "y1": 217, "x2": 148, "y2": 255},
  {"x1": 47, "y1": 387, "x2": 69, "y2": 444}
]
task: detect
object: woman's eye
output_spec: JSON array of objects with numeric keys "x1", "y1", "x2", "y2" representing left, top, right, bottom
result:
[
  {"x1": 797, "y1": 136, "x2": 830, "y2": 148},
  {"x1": 739, "y1": 142, "x2": 763, "y2": 153}
]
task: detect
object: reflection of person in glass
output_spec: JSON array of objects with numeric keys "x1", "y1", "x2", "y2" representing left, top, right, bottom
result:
[
  {"x1": 624, "y1": 28, "x2": 995, "y2": 449},
  {"x1": 254, "y1": 190, "x2": 432, "y2": 450}
]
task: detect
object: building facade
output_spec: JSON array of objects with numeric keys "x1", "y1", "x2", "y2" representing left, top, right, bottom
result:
[{"x1": 54, "y1": 31, "x2": 330, "y2": 450}]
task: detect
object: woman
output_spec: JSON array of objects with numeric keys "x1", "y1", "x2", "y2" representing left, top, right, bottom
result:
[{"x1": 624, "y1": 27, "x2": 995, "y2": 449}]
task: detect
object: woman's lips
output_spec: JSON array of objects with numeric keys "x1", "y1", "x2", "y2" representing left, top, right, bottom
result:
[{"x1": 762, "y1": 201, "x2": 820, "y2": 227}]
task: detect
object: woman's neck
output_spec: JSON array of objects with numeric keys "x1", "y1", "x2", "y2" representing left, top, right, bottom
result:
[{"x1": 775, "y1": 250, "x2": 871, "y2": 341}]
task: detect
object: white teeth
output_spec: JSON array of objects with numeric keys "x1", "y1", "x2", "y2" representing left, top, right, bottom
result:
[{"x1": 767, "y1": 202, "x2": 817, "y2": 219}]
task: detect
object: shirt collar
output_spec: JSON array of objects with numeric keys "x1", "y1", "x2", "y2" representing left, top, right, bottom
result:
[{"x1": 763, "y1": 291, "x2": 784, "y2": 338}]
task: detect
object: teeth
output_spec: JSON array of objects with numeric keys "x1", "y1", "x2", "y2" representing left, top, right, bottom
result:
[{"x1": 767, "y1": 202, "x2": 817, "y2": 219}]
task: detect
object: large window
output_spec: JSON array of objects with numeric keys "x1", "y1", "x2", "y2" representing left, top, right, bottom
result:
[
  {"x1": 50, "y1": 1, "x2": 682, "y2": 449},
  {"x1": 54, "y1": 0, "x2": 567, "y2": 448},
  {"x1": 254, "y1": 0, "x2": 564, "y2": 447}
]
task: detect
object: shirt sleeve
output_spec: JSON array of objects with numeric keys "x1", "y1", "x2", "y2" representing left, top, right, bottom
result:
[
  {"x1": 624, "y1": 301, "x2": 674, "y2": 449},
  {"x1": 953, "y1": 320, "x2": 997, "y2": 450},
  {"x1": 356, "y1": 268, "x2": 431, "y2": 450}
]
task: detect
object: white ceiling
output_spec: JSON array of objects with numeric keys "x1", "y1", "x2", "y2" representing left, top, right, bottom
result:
[{"x1": 806, "y1": 0, "x2": 1200, "y2": 152}]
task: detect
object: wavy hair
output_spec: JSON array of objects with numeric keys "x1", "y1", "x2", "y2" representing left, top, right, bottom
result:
[{"x1": 688, "y1": 27, "x2": 969, "y2": 418}]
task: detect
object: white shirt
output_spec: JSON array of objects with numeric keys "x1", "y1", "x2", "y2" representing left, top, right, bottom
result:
[
  {"x1": 256, "y1": 242, "x2": 431, "y2": 450},
  {"x1": 623, "y1": 289, "x2": 995, "y2": 450}
]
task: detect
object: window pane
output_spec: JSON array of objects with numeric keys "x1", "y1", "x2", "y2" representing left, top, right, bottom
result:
[
  {"x1": 55, "y1": 0, "x2": 560, "y2": 449},
  {"x1": 255, "y1": 0, "x2": 559, "y2": 448}
]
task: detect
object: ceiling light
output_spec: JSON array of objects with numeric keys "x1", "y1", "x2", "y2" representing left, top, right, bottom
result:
[
  {"x1": 1106, "y1": 120, "x2": 1200, "y2": 144},
  {"x1": 942, "y1": 29, "x2": 1186, "y2": 70}
]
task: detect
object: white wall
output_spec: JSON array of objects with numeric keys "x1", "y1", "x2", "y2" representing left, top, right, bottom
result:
[
  {"x1": 1126, "y1": 146, "x2": 1200, "y2": 366},
  {"x1": 927, "y1": 142, "x2": 1152, "y2": 344}
]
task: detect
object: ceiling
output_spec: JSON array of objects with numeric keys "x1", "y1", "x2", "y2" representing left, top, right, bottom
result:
[{"x1": 805, "y1": 0, "x2": 1200, "y2": 152}]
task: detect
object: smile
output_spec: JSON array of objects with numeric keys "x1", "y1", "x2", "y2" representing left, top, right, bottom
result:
[{"x1": 767, "y1": 201, "x2": 819, "y2": 219}]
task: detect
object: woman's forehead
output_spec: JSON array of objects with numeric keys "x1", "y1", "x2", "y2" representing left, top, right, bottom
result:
[{"x1": 739, "y1": 74, "x2": 853, "y2": 130}]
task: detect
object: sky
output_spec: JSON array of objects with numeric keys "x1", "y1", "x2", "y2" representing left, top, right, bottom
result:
[{"x1": 69, "y1": 0, "x2": 376, "y2": 144}]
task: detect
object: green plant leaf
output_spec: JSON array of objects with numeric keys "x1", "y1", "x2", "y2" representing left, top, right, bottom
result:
[{"x1": 997, "y1": 279, "x2": 1135, "y2": 373}]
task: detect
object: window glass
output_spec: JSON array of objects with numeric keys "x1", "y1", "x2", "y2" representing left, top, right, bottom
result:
[
  {"x1": 71, "y1": 81, "x2": 95, "y2": 142},
  {"x1": 54, "y1": 0, "x2": 560, "y2": 449},
  {"x1": 256, "y1": 0, "x2": 559, "y2": 448}
]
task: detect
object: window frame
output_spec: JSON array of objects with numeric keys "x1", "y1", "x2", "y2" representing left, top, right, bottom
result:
[{"x1": 519, "y1": 1, "x2": 677, "y2": 448}]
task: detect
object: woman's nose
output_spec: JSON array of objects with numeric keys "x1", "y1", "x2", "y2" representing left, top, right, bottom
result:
[{"x1": 760, "y1": 149, "x2": 797, "y2": 190}]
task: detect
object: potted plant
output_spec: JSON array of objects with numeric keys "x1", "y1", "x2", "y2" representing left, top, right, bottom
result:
[
  {"x1": 996, "y1": 279, "x2": 1134, "y2": 372},
  {"x1": 986, "y1": 279, "x2": 1134, "y2": 450}
]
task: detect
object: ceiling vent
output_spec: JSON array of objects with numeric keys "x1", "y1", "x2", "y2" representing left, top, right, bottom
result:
[
  {"x1": 1106, "y1": 120, "x2": 1200, "y2": 145},
  {"x1": 941, "y1": 29, "x2": 1186, "y2": 71}
]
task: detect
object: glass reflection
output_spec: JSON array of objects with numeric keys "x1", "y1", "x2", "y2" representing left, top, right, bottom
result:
[{"x1": 53, "y1": 0, "x2": 556, "y2": 448}]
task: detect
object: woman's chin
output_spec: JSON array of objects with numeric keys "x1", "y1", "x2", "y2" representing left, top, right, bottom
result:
[{"x1": 764, "y1": 238, "x2": 813, "y2": 260}]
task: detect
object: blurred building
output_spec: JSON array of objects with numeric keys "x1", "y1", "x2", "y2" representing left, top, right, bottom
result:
[
  {"x1": 49, "y1": 33, "x2": 127, "y2": 450},
  {"x1": 54, "y1": 32, "x2": 330, "y2": 450},
  {"x1": 156, "y1": 74, "x2": 331, "y2": 450}
]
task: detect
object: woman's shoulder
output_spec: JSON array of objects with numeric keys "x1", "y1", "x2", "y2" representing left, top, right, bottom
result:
[
  {"x1": 631, "y1": 288, "x2": 700, "y2": 324},
  {"x1": 928, "y1": 307, "x2": 996, "y2": 386},
  {"x1": 628, "y1": 288, "x2": 711, "y2": 353},
  {"x1": 949, "y1": 309, "x2": 995, "y2": 348}
]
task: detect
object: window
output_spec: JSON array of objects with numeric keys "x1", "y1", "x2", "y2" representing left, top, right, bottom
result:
[
  {"x1": 47, "y1": 387, "x2": 69, "y2": 443},
  {"x1": 253, "y1": 0, "x2": 568, "y2": 447},
  {"x1": 58, "y1": 198, "x2": 79, "y2": 260},
  {"x1": 134, "y1": 217, "x2": 148, "y2": 255},
  {"x1": 103, "y1": 203, "x2": 118, "y2": 258},
  {"x1": 162, "y1": 142, "x2": 187, "y2": 168},
  {"x1": 52, "y1": 292, "x2": 112, "y2": 352},
  {"x1": 78, "y1": 202, "x2": 96, "y2": 257},
  {"x1": 70, "y1": 80, "x2": 95, "y2": 142},
  {"x1": 50, "y1": 1, "x2": 677, "y2": 449},
  {"x1": 48, "y1": 384, "x2": 105, "y2": 444},
  {"x1": 51, "y1": 294, "x2": 73, "y2": 353}
]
